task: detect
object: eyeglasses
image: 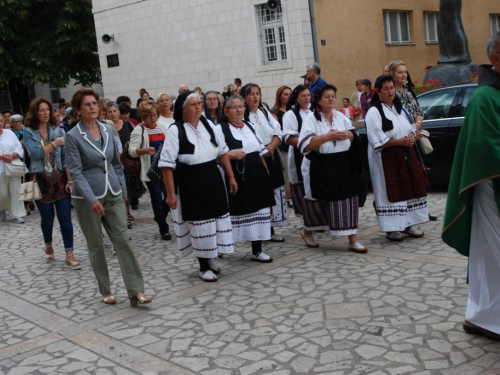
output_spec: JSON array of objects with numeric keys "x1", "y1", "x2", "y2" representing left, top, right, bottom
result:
[
  {"x1": 229, "y1": 105, "x2": 245, "y2": 110},
  {"x1": 83, "y1": 101, "x2": 98, "y2": 107},
  {"x1": 188, "y1": 102, "x2": 203, "y2": 107},
  {"x1": 206, "y1": 97, "x2": 218, "y2": 102},
  {"x1": 145, "y1": 113, "x2": 158, "y2": 118}
]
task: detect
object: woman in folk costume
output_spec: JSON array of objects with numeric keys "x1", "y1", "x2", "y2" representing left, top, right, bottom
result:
[
  {"x1": 282, "y1": 85, "x2": 318, "y2": 247},
  {"x1": 219, "y1": 96, "x2": 277, "y2": 263},
  {"x1": 242, "y1": 83, "x2": 287, "y2": 242},
  {"x1": 297, "y1": 84, "x2": 367, "y2": 252},
  {"x1": 160, "y1": 91, "x2": 238, "y2": 282},
  {"x1": 365, "y1": 75, "x2": 428, "y2": 241}
]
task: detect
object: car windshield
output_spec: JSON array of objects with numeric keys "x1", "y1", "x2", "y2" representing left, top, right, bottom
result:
[{"x1": 419, "y1": 88, "x2": 459, "y2": 120}]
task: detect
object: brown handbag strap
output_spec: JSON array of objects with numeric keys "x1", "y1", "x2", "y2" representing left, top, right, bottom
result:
[
  {"x1": 21, "y1": 144, "x2": 27, "y2": 183},
  {"x1": 140, "y1": 124, "x2": 145, "y2": 148},
  {"x1": 21, "y1": 144, "x2": 36, "y2": 184}
]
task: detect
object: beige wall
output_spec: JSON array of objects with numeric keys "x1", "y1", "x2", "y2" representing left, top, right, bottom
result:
[{"x1": 312, "y1": 0, "x2": 500, "y2": 108}]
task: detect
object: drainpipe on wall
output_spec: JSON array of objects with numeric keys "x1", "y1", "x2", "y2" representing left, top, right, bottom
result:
[{"x1": 308, "y1": 0, "x2": 319, "y2": 63}]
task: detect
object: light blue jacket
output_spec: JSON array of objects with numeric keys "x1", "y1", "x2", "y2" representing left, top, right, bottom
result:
[{"x1": 24, "y1": 126, "x2": 66, "y2": 173}]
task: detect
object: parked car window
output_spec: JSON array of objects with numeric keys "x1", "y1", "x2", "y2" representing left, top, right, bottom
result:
[
  {"x1": 419, "y1": 88, "x2": 459, "y2": 120},
  {"x1": 459, "y1": 86, "x2": 478, "y2": 117}
]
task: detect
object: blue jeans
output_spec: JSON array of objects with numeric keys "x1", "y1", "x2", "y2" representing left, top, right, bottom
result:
[
  {"x1": 145, "y1": 181, "x2": 170, "y2": 235},
  {"x1": 35, "y1": 195, "x2": 74, "y2": 251}
]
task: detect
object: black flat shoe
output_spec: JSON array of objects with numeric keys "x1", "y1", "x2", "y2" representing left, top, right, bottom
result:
[
  {"x1": 429, "y1": 214, "x2": 438, "y2": 221},
  {"x1": 162, "y1": 233, "x2": 172, "y2": 240},
  {"x1": 131, "y1": 204, "x2": 139, "y2": 210}
]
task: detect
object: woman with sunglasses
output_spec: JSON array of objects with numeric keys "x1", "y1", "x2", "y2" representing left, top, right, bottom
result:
[{"x1": 128, "y1": 100, "x2": 171, "y2": 240}]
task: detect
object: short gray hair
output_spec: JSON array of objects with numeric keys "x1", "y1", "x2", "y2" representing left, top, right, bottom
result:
[
  {"x1": 487, "y1": 30, "x2": 500, "y2": 58},
  {"x1": 225, "y1": 95, "x2": 244, "y2": 109},
  {"x1": 106, "y1": 101, "x2": 119, "y2": 111},
  {"x1": 307, "y1": 62, "x2": 321, "y2": 75},
  {"x1": 183, "y1": 93, "x2": 201, "y2": 108},
  {"x1": 10, "y1": 114, "x2": 23, "y2": 122}
]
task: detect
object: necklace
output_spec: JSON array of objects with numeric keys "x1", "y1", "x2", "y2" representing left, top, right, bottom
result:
[
  {"x1": 236, "y1": 158, "x2": 245, "y2": 181},
  {"x1": 382, "y1": 103, "x2": 398, "y2": 116},
  {"x1": 250, "y1": 111, "x2": 261, "y2": 126},
  {"x1": 186, "y1": 122, "x2": 201, "y2": 138},
  {"x1": 229, "y1": 122, "x2": 244, "y2": 129}
]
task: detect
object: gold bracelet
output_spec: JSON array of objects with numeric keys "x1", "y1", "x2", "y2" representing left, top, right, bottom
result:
[{"x1": 50, "y1": 142, "x2": 56, "y2": 149}]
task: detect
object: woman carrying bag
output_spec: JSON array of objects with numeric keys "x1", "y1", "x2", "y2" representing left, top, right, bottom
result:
[
  {"x1": 0, "y1": 113, "x2": 26, "y2": 223},
  {"x1": 24, "y1": 98, "x2": 81, "y2": 269}
]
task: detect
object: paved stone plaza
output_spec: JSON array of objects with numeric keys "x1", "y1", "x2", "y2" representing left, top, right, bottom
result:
[{"x1": 0, "y1": 192, "x2": 499, "y2": 375}]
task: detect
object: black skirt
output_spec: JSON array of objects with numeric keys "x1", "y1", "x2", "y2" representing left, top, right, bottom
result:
[
  {"x1": 309, "y1": 151, "x2": 360, "y2": 202},
  {"x1": 264, "y1": 148, "x2": 285, "y2": 189},
  {"x1": 178, "y1": 159, "x2": 229, "y2": 221},
  {"x1": 227, "y1": 152, "x2": 275, "y2": 216}
]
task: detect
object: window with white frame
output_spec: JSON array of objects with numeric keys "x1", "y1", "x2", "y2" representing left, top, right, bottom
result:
[
  {"x1": 49, "y1": 83, "x2": 61, "y2": 104},
  {"x1": 255, "y1": 4, "x2": 288, "y2": 65},
  {"x1": 424, "y1": 12, "x2": 438, "y2": 43},
  {"x1": 491, "y1": 14, "x2": 500, "y2": 35},
  {"x1": 383, "y1": 11, "x2": 411, "y2": 44}
]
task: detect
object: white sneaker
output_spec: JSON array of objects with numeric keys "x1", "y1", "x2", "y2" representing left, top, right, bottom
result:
[
  {"x1": 13, "y1": 217, "x2": 25, "y2": 224},
  {"x1": 0, "y1": 210, "x2": 5, "y2": 222},
  {"x1": 207, "y1": 258, "x2": 220, "y2": 274},
  {"x1": 251, "y1": 252, "x2": 273, "y2": 263},
  {"x1": 199, "y1": 270, "x2": 218, "y2": 282}
]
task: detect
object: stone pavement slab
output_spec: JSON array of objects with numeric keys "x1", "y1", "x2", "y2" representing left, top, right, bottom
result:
[{"x1": 0, "y1": 192, "x2": 499, "y2": 374}]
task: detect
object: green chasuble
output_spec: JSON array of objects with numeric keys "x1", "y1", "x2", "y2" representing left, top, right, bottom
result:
[{"x1": 442, "y1": 65, "x2": 500, "y2": 257}]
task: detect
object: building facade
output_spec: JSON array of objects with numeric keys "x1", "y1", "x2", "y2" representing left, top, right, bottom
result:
[
  {"x1": 92, "y1": 0, "x2": 314, "y2": 104},
  {"x1": 92, "y1": 0, "x2": 500, "y2": 107},
  {"x1": 313, "y1": 0, "x2": 500, "y2": 103}
]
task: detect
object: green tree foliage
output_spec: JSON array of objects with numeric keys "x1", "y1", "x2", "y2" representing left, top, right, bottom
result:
[{"x1": 0, "y1": 0, "x2": 101, "y2": 88}]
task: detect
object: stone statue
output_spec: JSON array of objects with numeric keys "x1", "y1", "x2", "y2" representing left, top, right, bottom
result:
[
  {"x1": 437, "y1": 0, "x2": 471, "y2": 64},
  {"x1": 424, "y1": 0, "x2": 477, "y2": 85}
]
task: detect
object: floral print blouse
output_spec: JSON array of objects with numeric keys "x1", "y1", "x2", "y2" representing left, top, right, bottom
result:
[{"x1": 396, "y1": 86, "x2": 424, "y2": 122}]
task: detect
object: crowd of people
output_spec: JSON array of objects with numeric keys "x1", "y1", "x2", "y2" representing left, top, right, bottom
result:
[
  {"x1": 0, "y1": 62, "x2": 432, "y2": 295},
  {"x1": 2, "y1": 29, "x2": 500, "y2": 342}
]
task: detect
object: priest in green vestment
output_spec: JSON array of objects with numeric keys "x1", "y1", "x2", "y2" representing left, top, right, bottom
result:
[{"x1": 442, "y1": 31, "x2": 500, "y2": 341}]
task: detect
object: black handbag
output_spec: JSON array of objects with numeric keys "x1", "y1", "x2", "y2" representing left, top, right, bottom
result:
[
  {"x1": 120, "y1": 125, "x2": 144, "y2": 176},
  {"x1": 147, "y1": 147, "x2": 166, "y2": 195}
]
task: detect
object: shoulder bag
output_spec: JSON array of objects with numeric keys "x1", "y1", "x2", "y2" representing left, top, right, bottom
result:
[
  {"x1": 0, "y1": 140, "x2": 27, "y2": 177},
  {"x1": 5, "y1": 158, "x2": 26, "y2": 177},
  {"x1": 18, "y1": 146, "x2": 41, "y2": 201},
  {"x1": 417, "y1": 129, "x2": 433, "y2": 155},
  {"x1": 120, "y1": 125, "x2": 144, "y2": 176},
  {"x1": 147, "y1": 147, "x2": 166, "y2": 195}
]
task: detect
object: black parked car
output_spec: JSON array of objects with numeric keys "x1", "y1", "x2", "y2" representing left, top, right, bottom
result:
[{"x1": 358, "y1": 82, "x2": 478, "y2": 188}]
